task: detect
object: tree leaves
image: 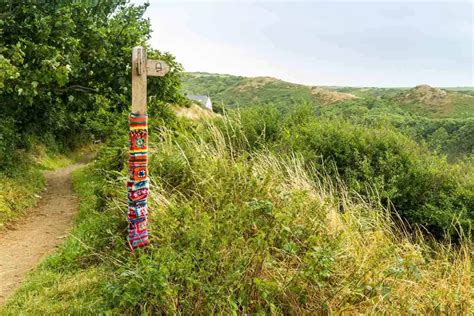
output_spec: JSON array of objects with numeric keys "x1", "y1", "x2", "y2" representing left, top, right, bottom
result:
[{"x1": 0, "y1": 0, "x2": 183, "y2": 162}]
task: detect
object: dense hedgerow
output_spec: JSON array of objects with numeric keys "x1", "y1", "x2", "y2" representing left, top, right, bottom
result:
[
  {"x1": 4, "y1": 108, "x2": 472, "y2": 314},
  {"x1": 228, "y1": 105, "x2": 474, "y2": 240},
  {"x1": 284, "y1": 119, "x2": 473, "y2": 239}
]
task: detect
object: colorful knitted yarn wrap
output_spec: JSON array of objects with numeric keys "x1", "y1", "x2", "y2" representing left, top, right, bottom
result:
[{"x1": 128, "y1": 112, "x2": 150, "y2": 249}]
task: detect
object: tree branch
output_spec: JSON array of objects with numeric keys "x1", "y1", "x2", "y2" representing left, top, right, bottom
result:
[{"x1": 57, "y1": 84, "x2": 98, "y2": 93}]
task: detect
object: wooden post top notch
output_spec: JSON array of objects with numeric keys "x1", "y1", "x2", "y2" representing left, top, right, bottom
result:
[{"x1": 131, "y1": 46, "x2": 170, "y2": 115}]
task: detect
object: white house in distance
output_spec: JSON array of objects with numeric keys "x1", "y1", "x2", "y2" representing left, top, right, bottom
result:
[{"x1": 188, "y1": 95, "x2": 213, "y2": 111}]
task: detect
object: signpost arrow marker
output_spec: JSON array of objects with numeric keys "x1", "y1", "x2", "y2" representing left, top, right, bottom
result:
[{"x1": 146, "y1": 59, "x2": 170, "y2": 77}]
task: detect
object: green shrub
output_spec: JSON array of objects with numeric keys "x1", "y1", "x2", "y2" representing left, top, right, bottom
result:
[
  {"x1": 228, "y1": 105, "x2": 473, "y2": 239},
  {"x1": 283, "y1": 118, "x2": 473, "y2": 239},
  {"x1": 0, "y1": 1, "x2": 184, "y2": 156},
  {"x1": 5, "y1": 119, "x2": 472, "y2": 314}
]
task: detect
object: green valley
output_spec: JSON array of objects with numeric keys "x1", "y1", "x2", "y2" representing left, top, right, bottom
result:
[{"x1": 183, "y1": 72, "x2": 474, "y2": 117}]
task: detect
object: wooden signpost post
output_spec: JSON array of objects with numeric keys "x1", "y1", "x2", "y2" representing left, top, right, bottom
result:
[
  {"x1": 131, "y1": 46, "x2": 170, "y2": 113},
  {"x1": 128, "y1": 46, "x2": 169, "y2": 250}
]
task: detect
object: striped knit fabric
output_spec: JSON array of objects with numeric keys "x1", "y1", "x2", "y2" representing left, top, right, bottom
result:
[{"x1": 128, "y1": 112, "x2": 150, "y2": 250}]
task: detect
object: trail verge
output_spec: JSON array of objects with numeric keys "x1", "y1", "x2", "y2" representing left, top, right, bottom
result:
[{"x1": 0, "y1": 162, "x2": 86, "y2": 305}]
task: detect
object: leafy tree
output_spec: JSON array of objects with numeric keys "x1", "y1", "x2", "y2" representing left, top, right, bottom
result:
[{"x1": 0, "y1": 0, "x2": 183, "y2": 166}]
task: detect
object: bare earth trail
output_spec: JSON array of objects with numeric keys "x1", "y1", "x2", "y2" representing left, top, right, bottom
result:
[{"x1": 0, "y1": 162, "x2": 86, "y2": 305}]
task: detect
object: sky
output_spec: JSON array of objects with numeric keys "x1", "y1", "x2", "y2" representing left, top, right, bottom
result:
[{"x1": 130, "y1": 0, "x2": 474, "y2": 87}]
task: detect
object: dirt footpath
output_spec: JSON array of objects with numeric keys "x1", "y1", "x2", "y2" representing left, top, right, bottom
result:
[{"x1": 0, "y1": 163, "x2": 85, "y2": 305}]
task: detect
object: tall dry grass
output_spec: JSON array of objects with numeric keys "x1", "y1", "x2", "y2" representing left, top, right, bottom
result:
[
  {"x1": 3, "y1": 117, "x2": 472, "y2": 314},
  {"x1": 145, "y1": 120, "x2": 473, "y2": 313}
]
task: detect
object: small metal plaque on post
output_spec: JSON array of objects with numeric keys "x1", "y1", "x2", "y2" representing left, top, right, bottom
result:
[{"x1": 146, "y1": 60, "x2": 169, "y2": 77}]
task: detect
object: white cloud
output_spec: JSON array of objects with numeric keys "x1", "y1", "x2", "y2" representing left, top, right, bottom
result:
[{"x1": 134, "y1": 0, "x2": 473, "y2": 86}]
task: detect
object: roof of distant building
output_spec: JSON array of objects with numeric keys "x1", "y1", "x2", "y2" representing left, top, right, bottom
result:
[{"x1": 188, "y1": 95, "x2": 211, "y2": 104}]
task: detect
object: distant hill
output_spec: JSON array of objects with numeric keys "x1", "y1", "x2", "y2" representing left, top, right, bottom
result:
[
  {"x1": 182, "y1": 72, "x2": 359, "y2": 107},
  {"x1": 394, "y1": 84, "x2": 474, "y2": 118},
  {"x1": 310, "y1": 87, "x2": 357, "y2": 104},
  {"x1": 182, "y1": 72, "x2": 474, "y2": 118}
]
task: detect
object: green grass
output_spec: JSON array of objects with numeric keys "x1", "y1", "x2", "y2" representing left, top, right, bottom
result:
[
  {"x1": 0, "y1": 144, "x2": 99, "y2": 229},
  {"x1": 3, "y1": 117, "x2": 472, "y2": 314},
  {"x1": 0, "y1": 155, "x2": 44, "y2": 229},
  {"x1": 1, "y1": 166, "x2": 112, "y2": 314}
]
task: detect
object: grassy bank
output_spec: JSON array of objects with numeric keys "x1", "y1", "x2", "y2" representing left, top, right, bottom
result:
[
  {"x1": 0, "y1": 156, "x2": 44, "y2": 229},
  {"x1": 3, "y1": 117, "x2": 472, "y2": 314},
  {"x1": 1, "y1": 166, "x2": 111, "y2": 314},
  {"x1": 0, "y1": 144, "x2": 98, "y2": 229}
]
